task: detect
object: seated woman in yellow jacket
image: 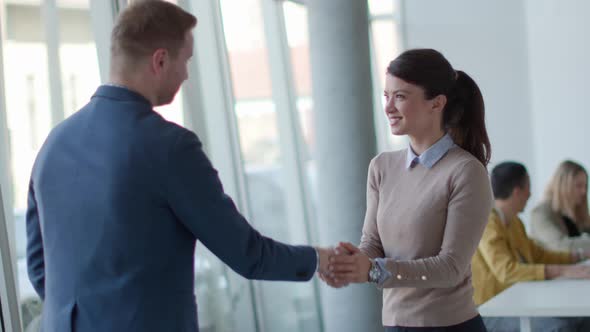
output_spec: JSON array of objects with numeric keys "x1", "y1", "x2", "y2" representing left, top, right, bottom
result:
[
  {"x1": 530, "y1": 160, "x2": 590, "y2": 252},
  {"x1": 472, "y1": 161, "x2": 590, "y2": 332}
]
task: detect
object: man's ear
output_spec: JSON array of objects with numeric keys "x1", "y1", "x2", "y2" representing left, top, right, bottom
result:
[
  {"x1": 510, "y1": 186, "x2": 520, "y2": 198},
  {"x1": 151, "y1": 48, "x2": 168, "y2": 75},
  {"x1": 431, "y1": 94, "x2": 447, "y2": 113}
]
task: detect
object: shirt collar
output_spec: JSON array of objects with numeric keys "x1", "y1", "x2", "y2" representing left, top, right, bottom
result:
[
  {"x1": 492, "y1": 207, "x2": 517, "y2": 227},
  {"x1": 405, "y1": 133, "x2": 456, "y2": 169}
]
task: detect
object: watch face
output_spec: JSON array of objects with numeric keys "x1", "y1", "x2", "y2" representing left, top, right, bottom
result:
[{"x1": 370, "y1": 264, "x2": 379, "y2": 283}]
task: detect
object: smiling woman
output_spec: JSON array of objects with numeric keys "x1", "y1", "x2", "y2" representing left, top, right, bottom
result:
[
  {"x1": 322, "y1": 49, "x2": 493, "y2": 332},
  {"x1": 384, "y1": 49, "x2": 490, "y2": 164}
]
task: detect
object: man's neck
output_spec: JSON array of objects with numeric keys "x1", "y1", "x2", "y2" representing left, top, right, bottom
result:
[
  {"x1": 494, "y1": 200, "x2": 518, "y2": 225},
  {"x1": 109, "y1": 73, "x2": 156, "y2": 106}
]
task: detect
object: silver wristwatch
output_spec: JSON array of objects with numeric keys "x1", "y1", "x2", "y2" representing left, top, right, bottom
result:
[{"x1": 368, "y1": 259, "x2": 381, "y2": 284}]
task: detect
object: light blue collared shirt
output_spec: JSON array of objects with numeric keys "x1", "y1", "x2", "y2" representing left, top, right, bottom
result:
[{"x1": 405, "y1": 133, "x2": 456, "y2": 169}]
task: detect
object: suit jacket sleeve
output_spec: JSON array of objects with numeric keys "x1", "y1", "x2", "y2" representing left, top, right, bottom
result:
[
  {"x1": 165, "y1": 131, "x2": 316, "y2": 281},
  {"x1": 26, "y1": 180, "x2": 45, "y2": 299}
]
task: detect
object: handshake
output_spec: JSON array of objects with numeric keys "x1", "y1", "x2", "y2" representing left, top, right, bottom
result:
[{"x1": 315, "y1": 242, "x2": 373, "y2": 288}]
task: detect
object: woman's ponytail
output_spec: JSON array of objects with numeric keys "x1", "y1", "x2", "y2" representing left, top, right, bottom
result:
[{"x1": 444, "y1": 70, "x2": 491, "y2": 166}]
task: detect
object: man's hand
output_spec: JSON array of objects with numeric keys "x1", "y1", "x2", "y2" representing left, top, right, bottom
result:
[
  {"x1": 328, "y1": 242, "x2": 372, "y2": 283},
  {"x1": 546, "y1": 264, "x2": 590, "y2": 279},
  {"x1": 315, "y1": 245, "x2": 356, "y2": 288},
  {"x1": 315, "y1": 246, "x2": 334, "y2": 275}
]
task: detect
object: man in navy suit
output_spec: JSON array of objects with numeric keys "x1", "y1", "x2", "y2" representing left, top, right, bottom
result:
[{"x1": 26, "y1": 1, "x2": 332, "y2": 331}]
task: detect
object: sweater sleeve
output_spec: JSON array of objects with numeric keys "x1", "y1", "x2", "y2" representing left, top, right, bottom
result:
[
  {"x1": 380, "y1": 160, "x2": 493, "y2": 288},
  {"x1": 359, "y1": 157, "x2": 385, "y2": 259}
]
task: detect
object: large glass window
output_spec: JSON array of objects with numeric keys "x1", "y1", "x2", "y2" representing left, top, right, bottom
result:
[
  {"x1": 0, "y1": 1, "x2": 406, "y2": 331},
  {"x1": 152, "y1": 0, "x2": 184, "y2": 126},
  {"x1": 220, "y1": 0, "x2": 321, "y2": 331},
  {"x1": 56, "y1": 0, "x2": 100, "y2": 118},
  {"x1": 369, "y1": 0, "x2": 406, "y2": 151},
  {"x1": 369, "y1": 0, "x2": 394, "y2": 15},
  {"x1": 2, "y1": 1, "x2": 99, "y2": 330},
  {"x1": 282, "y1": 0, "x2": 406, "y2": 198},
  {"x1": 3, "y1": 2, "x2": 51, "y2": 330},
  {"x1": 282, "y1": 1, "x2": 317, "y2": 205}
]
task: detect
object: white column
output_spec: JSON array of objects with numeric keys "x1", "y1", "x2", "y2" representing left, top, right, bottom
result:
[
  {"x1": 307, "y1": 1, "x2": 381, "y2": 331},
  {"x1": 42, "y1": 0, "x2": 65, "y2": 126}
]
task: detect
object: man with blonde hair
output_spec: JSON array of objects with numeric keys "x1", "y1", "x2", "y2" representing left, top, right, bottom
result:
[{"x1": 26, "y1": 1, "x2": 332, "y2": 331}]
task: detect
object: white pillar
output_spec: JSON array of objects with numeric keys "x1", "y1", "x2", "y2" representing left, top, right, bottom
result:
[
  {"x1": 42, "y1": 0, "x2": 65, "y2": 126},
  {"x1": 307, "y1": 1, "x2": 381, "y2": 331}
]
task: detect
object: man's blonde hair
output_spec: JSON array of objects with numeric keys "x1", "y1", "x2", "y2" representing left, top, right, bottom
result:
[{"x1": 111, "y1": 0, "x2": 197, "y2": 59}]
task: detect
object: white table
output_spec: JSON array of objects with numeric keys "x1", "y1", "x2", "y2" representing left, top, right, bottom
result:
[{"x1": 478, "y1": 280, "x2": 590, "y2": 332}]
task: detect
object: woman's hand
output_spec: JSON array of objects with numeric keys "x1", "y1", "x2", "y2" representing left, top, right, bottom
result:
[
  {"x1": 316, "y1": 244, "x2": 353, "y2": 288},
  {"x1": 317, "y1": 271, "x2": 349, "y2": 288},
  {"x1": 328, "y1": 242, "x2": 372, "y2": 283}
]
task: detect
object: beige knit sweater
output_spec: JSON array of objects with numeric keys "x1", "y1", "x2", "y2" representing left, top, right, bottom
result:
[{"x1": 359, "y1": 147, "x2": 493, "y2": 327}]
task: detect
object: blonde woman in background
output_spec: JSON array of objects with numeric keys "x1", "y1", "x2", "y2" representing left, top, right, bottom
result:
[{"x1": 530, "y1": 160, "x2": 590, "y2": 252}]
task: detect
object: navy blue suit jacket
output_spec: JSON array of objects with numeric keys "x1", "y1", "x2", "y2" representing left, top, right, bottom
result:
[{"x1": 26, "y1": 86, "x2": 317, "y2": 332}]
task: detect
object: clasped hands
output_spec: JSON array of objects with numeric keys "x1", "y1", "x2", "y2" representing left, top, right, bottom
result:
[{"x1": 316, "y1": 242, "x2": 372, "y2": 288}]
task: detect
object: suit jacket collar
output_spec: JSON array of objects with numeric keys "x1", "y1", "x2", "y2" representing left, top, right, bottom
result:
[{"x1": 92, "y1": 85, "x2": 153, "y2": 107}]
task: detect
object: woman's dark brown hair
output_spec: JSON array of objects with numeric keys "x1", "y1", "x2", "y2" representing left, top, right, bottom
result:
[{"x1": 387, "y1": 49, "x2": 491, "y2": 166}]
